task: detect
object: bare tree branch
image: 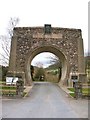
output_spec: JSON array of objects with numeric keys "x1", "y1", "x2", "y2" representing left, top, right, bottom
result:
[
  {"x1": 0, "y1": 17, "x2": 19, "y2": 66},
  {"x1": 0, "y1": 59, "x2": 9, "y2": 65},
  {"x1": 46, "y1": 55, "x2": 62, "y2": 68},
  {"x1": 2, "y1": 43, "x2": 9, "y2": 57},
  {"x1": 35, "y1": 62, "x2": 43, "y2": 68},
  {"x1": 0, "y1": 54, "x2": 9, "y2": 61}
]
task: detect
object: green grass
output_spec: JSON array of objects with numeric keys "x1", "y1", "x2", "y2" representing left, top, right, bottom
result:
[
  {"x1": 0, "y1": 90, "x2": 16, "y2": 96},
  {"x1": 68, "y1": 88, "x2": 90, "y2": 92},
  {"x1": 0, "y1": 86, "x2": 16, "y2": 90},
  {"x1": 68, "y1": 88, "x2": 75, "y2": 92},
  {"x1": 82, "y1": 88, "x2": 90, "y2": 94},
  {"x1": 0, "y1": 81, "x2": 17, "y2": 96},
  {"x1": 0, "y1": 81, "x2": 26, "y2": 97},
  {"x1": 68, "y1": 87, "x2": 90, "y2": 98},
  {"x1": 70, "y1": 93, "x2": 75, "y2": 97},
  {"x1": 22, "y1": 92, "x2": 27, "y2": 97},
  {"x1": 0, "y1": 81, "x2": 6, "y2": 85}
]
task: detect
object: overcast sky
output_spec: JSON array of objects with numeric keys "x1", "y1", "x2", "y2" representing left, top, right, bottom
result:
[
  {"x1": 31, "y1": 52, "x2": 58, "y2": 68},
  {"x1": 0, "y1": 0, "x2": 89, "y2": 66}
]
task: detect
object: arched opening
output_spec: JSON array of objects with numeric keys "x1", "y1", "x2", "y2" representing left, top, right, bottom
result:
[
  {"x1": 25, "y1": 46, "x2": 68, "y2": 86},
  {"x1": 30, "y1": 52, "x2": 62, "y2": 83}
]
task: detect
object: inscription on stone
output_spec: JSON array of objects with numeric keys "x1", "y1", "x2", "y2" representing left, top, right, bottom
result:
[{"x1": 33, "y1": 33, "x2": 62, "y2": 39}]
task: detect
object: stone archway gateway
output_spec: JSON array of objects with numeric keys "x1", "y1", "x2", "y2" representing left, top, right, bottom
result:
[
  {"x1": 26, "y1": 46, "x2": 67, "y2": 85},
  {"x1": 8, "y1": 25, "x2": 85, "y2": 86}
]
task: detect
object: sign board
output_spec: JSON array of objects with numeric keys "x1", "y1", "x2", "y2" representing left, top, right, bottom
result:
[
  {"x1": 6, "y1": 77, "x2": 18, "y2": 85},
  {"x1": 71, "y1": 75, "x2": 78, "y2": 82}
]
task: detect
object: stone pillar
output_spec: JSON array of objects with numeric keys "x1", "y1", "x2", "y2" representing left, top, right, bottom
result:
[
  {"x1": 8, "y1": 35, "x2": 17, "y2": 73},
  {"x1": 77, "y1": 34, "x2": 85, "y2": 74},
  {"x1": 25, "y1": 61, "x2": 33, "y2": 86}
]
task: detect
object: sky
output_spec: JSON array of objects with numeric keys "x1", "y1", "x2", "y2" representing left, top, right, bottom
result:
[
  {"x1": 31, "y1": 52, "x2": 57, "y2": 68},
  {"x1": 0, "y1": 0, "x2": 89, "y2": 66}
]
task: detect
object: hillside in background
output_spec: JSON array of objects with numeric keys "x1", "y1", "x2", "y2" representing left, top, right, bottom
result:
[{"x1": 45, "y1": 63, "x2": 60, "y2": 70}]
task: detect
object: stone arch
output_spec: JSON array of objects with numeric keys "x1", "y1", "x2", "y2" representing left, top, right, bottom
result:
[
  {"x1": 8, "y1": 26, "x2": 86, "y2": 87},
  {"x1": 25, "y1": 45, "x2": 69, "y2": 86}
]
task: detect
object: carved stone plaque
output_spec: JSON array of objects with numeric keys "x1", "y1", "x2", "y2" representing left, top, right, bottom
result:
[{"x1": 33, "y1": 33, "x2": 62, "y2": 39}]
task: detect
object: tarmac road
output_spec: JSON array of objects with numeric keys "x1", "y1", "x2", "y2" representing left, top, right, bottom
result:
[{"x1": 2, "y1": 82, "x2": 88, "y2": 118}]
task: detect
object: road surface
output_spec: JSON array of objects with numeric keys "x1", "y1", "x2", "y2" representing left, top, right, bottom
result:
[{"x1": 2, "y1": 82, "x2": 88, "y2": 118}]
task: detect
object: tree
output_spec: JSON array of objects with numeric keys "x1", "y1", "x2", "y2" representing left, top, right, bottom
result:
[
  {"x1": 34, "y1": 67, "x2": 45, "y2": 81},
  {"x1": 32, "y1": 61, "x2": 45, "y2": 81},
  {"x1": 30, "y1": 65, "x2": 34, "y2": 80},
  {"x1": 46, "y1": 54, "x2": 62, "y2": 81},
  {"x1": 85, "y1": 56, "x2": 90, "y2": 69},
  {"x1": 1, "y1": 65, "x2": 9, "y2": 81},
  {"x1": 35, "y1": 62, "x2": 43, "y2": 68},
  {"x1": 46, "y1": 55, "x2": 62, "y2": 68},
  {"x1": 0, "y1": 17, "x2": 19, "y2": 66}
]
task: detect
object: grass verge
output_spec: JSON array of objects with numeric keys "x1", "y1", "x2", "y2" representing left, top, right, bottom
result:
[{"x1": 68, "y1": 88, "x2": 90, "y2": 98}]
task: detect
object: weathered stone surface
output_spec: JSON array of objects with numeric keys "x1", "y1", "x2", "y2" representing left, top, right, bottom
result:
[{"x1": 8, "y1": 26, "x2": 85, "y2": 86}]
